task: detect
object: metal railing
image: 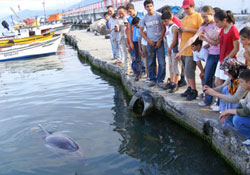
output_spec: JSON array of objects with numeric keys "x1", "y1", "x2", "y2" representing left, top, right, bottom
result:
[{"x1": 62, "y1": 0, "x2": 136, "y2": 17}]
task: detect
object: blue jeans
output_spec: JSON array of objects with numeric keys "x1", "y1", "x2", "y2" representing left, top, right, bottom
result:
[
  {"x1": 130, "y1": 49, "x2": 136, "y2": 74},
  {"x1": 225, "y1": 114, "x2": 250, "y2": 139},
  {"x1": 141, "y1": 59, "x2": 146, "y2": 73},
  {"x1": 147, "y1": 41, "x2": 166, "y2": 83},
  {"x1": 204, "y1": 54, "x2": 219, "y2": 105},
  {"x1": 133, "y1": 42, "x2": 142, "y2": 76},
  {"x1": 220, "y1": 86, "x2": 238, "y2": 113},
  {"x1": 110, "y1": 37, "x2": 116, "y2": 58},
  {"x1": 131, "y1": 43, "x2": 145, "y2": 75}
]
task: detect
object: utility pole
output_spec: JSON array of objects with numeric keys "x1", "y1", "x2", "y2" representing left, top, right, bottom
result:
[
  {"x1": 11, "y1": 15, "x2": 14, "y2": 26},
  {"x1": 42, "y1": 0, "x2": 46, "y2": 21}
]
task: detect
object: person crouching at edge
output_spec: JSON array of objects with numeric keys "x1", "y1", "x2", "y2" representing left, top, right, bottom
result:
[{"x1": 220, "y1": 69, "x2": 250, "y2": 139}]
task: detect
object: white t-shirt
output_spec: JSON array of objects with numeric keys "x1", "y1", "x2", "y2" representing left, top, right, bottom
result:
[
  {"x1": 165, "y1": 23, "x2": 178, "y2": 53},
  {"x1": 116, "y1": 16, "x2": 128, "y2": 39},
  {"x1": 193, "y1": 47, "x2": 209, "y2": 62},
  {"x1": 139, "y1": 12, "x2": 162, "y2": 42},
  {"x1": 109, "y1": 18, "x2": 120, "y2": 41},
  {"x1": 108, "y1": 17, "x2": 116, "y2": 30}
]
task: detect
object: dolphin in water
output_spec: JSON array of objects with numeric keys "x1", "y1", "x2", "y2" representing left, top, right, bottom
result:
[{"x1": 38, "y1": 124, "x2": 80, "y2": 152}]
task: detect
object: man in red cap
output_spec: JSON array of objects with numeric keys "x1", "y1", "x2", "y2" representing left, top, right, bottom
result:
[{"x1": 175, "y1": 0, "x2": 203, "y2": 101}]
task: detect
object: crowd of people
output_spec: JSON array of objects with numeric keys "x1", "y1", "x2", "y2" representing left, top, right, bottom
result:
[{"x1": 103, "y1": 0, "x2": 250, "y2": 140}]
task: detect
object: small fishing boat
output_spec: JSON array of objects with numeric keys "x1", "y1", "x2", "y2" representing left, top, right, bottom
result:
[
  {"x1": 53, "y1": 24, "x2": 72, "y2": 35},
  {"x1": 0, "y1": 35, "x2": 62, "y2": 61},
  {"x1": 37, "y1": 23, "x2": 72, "y2": 35},
  {"x1": 1, "y1": 23, "x2": 71, "y2": 40},
  {"x1": 0, "y1": 31, "x2": 54, "y2": 47}
]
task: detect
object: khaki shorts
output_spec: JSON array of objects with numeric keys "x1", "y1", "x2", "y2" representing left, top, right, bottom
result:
[
  {"x1": 168, "y1": 53, "x2": 181, "y2": 75},
  {"x1": 181, "y1": 56, "x2": 196, "y2": 79}
]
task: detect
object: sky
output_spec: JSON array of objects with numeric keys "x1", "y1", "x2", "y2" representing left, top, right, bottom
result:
[{"x1": 0, "y1": 0, "x2": 82, "y2": 18}]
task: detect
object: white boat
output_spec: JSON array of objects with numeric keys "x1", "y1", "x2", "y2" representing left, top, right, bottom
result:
[
  {"x1": 1, "y1": 23, "x2": 71, "y2": 39},
  {"x1": 0, "y1": 35, "x2": 62, "y2": 61},
  {"x1": 53, "y1": 24, "x2": 72, "y2": 35},
  {"x1": 27, "y1": 23, "x2": 71, "y2": 36}
]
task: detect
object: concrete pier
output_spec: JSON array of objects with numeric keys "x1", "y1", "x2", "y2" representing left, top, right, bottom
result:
[{"x1": 65, "y1": 30, "x2": 250, "y2": 175}]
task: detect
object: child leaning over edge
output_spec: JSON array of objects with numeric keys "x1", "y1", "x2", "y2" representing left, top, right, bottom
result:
[
  {"x1": 191, "y1": 39, "x2": 208, "y2": 91},
  {"x1": 161, "y1": 11, "x2": 180, "y2": 93},
  {"x1": 219, "y1": 69, "x2": 250, "y2": 139},
  {"x1": 175, "y1": 6, "x2": 220, "y2": 105},
  {"x1": 204, "y1": 58, "x2": 248, "y2": 115}
]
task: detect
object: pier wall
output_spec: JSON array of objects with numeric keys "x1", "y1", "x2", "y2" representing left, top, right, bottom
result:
[{"x1": 65, "y1": 31, "x2": 250, "y2": 175}]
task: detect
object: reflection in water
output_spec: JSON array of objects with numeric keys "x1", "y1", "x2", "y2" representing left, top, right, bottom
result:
[
  {"x1": 0, "y1": 47, "x2": 64, "y2": 97},
  {"x1": 57, "y1": 44, "x2": 65, "y2": 55},
  {"x1": 0, "y1": 51, "x2": 63, "y2": 74}
]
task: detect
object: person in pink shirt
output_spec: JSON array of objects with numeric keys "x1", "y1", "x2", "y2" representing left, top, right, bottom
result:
[
  {"x1": 175, "y1": 6, "x2": 220, "y2": 106},
  {"x1": 200, "y1": 10, "x2": 240, "y2": 86},
  {"x1": 200, "y1": 9, "x2": 240, "y2": 111}
]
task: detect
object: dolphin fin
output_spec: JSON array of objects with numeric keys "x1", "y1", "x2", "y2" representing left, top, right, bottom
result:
[{"x1": 38, "y1": 124, "x2": 50, "y2": 136}]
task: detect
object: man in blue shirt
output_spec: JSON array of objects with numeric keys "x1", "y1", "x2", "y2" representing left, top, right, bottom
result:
[
  {"x1": 126, "y1": 3, "x2": 144, "y2": 81},
  {"x1": 104, "y1": 12, "x2": 110, "y2": 31}
]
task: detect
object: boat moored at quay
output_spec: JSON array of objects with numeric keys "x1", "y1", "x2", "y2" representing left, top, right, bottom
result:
[{"x1": 0, "y1": 35, "x2": 62, "y2": 61}]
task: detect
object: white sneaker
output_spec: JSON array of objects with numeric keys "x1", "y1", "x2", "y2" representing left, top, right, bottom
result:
[
  {"x1": 210, "y1": 105, "x2": 220, "y2": 112},
  {"x1": 243, "y1": 139, "x2": 250, "y2": 146},
  {"x1": 210, "y1": 104, "x2": 218, "y2": 109},
  {"x1": 145, "y1": 77, "x2": 151, "y2": 82},
  {"x1": 198, "y1": 101, "x2": 207, "y2": 107},
  {"x1": 141, "y1": 73, "x2": 147, "y2": 79},
  {"x1": 196, "y1": 93, "x2": 204, "y2": 100}
]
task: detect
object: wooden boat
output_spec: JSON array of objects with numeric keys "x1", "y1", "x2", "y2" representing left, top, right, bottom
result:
[
  {"x1": 0, "y1": 35, "x2": 62, "y2": 61},
  {"x1": 0, "y1": 31, "x2": 54, "y2": 47}
]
